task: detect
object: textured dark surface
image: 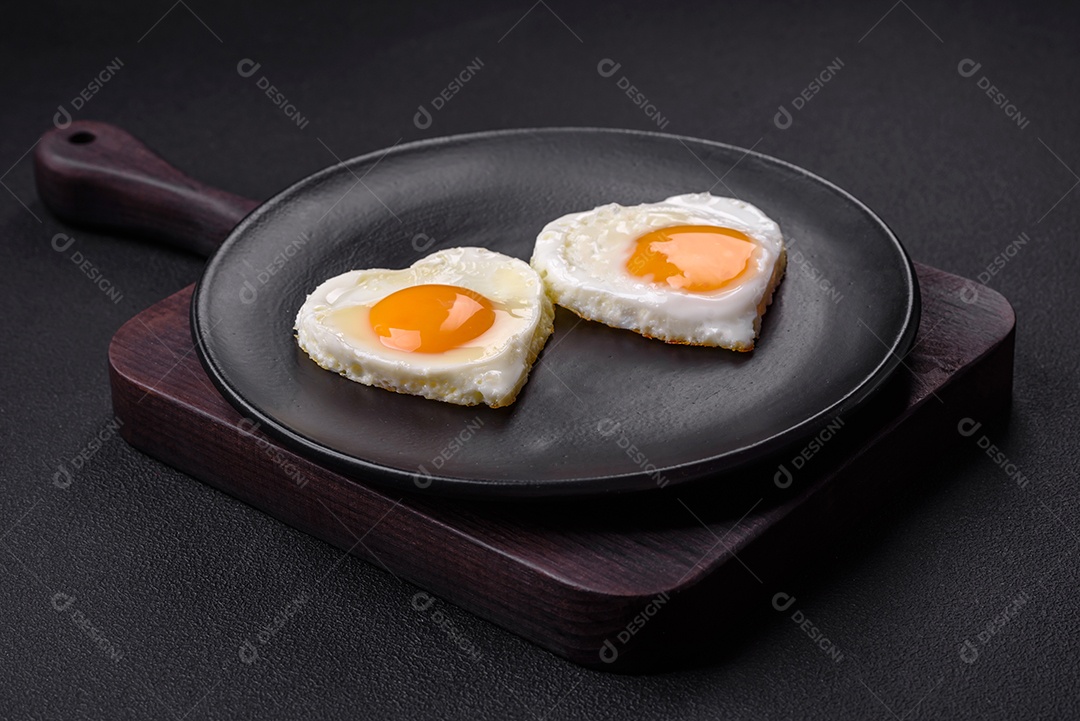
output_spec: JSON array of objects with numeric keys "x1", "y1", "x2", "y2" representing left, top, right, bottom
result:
[{"x1": 1, "y1": 0, "x2": 1077, "y2": 718}]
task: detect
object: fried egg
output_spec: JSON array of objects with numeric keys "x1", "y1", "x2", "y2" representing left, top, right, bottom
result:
[
  {"x1": 530, "y1": 193, "x2": 786, "y2": 350},
  {"x1": 295, "y1": 247, "x2": 554, "y2": 407}
]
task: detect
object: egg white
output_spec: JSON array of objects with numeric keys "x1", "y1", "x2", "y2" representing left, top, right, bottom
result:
[
  {"x1": 529, "y1": 193, "x2": 787, "y2": 349},
  {"x1": 294, "y1": 247, "x2": 555, "y2": 407}
]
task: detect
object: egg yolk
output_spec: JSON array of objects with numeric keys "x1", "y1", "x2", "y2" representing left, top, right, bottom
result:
[
  {"x1": 626, "y1": 225, "x2": 755, "y2": 292},
  {"x1": 369, "y1": 284, "x2": 496, "y2": 353}
]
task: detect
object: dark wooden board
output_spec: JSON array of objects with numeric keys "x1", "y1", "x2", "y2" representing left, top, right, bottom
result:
[{"x1": 108, "y1": 263, "x2": 1014, "y2": 671}]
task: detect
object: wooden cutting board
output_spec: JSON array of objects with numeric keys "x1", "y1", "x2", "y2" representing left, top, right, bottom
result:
[{"x1": 109, "y1": 263, "x2": 1014, "y2": 671}]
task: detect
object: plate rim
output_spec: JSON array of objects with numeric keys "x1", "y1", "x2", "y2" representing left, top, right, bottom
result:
[{"x1": 192, "y1": 126, "x2": 921, "y2": 498}]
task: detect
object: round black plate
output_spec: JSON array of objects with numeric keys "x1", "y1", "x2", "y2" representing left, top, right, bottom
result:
[{"x1": 193, "y1": 128, "x2": 919, "y2": 499}]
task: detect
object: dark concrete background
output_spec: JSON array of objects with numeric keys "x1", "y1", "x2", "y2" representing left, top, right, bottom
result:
[{"x1": 2, "y1": 0, "x2": 1078, "y2": 718}]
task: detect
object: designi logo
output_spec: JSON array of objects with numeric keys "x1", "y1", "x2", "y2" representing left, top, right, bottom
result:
[{"x1": 51, "y1": 591, "x2": 76, "y2": 612}]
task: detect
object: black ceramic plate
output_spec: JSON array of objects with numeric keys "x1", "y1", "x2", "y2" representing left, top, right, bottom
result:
[{"x1": 192, "y1": 128, "x2": 919, "y2": 499}]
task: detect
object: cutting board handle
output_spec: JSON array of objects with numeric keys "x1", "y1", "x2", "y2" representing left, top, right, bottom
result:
[{"x1": 34, "y1": 121, "x2": 260, "y2": 258}]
